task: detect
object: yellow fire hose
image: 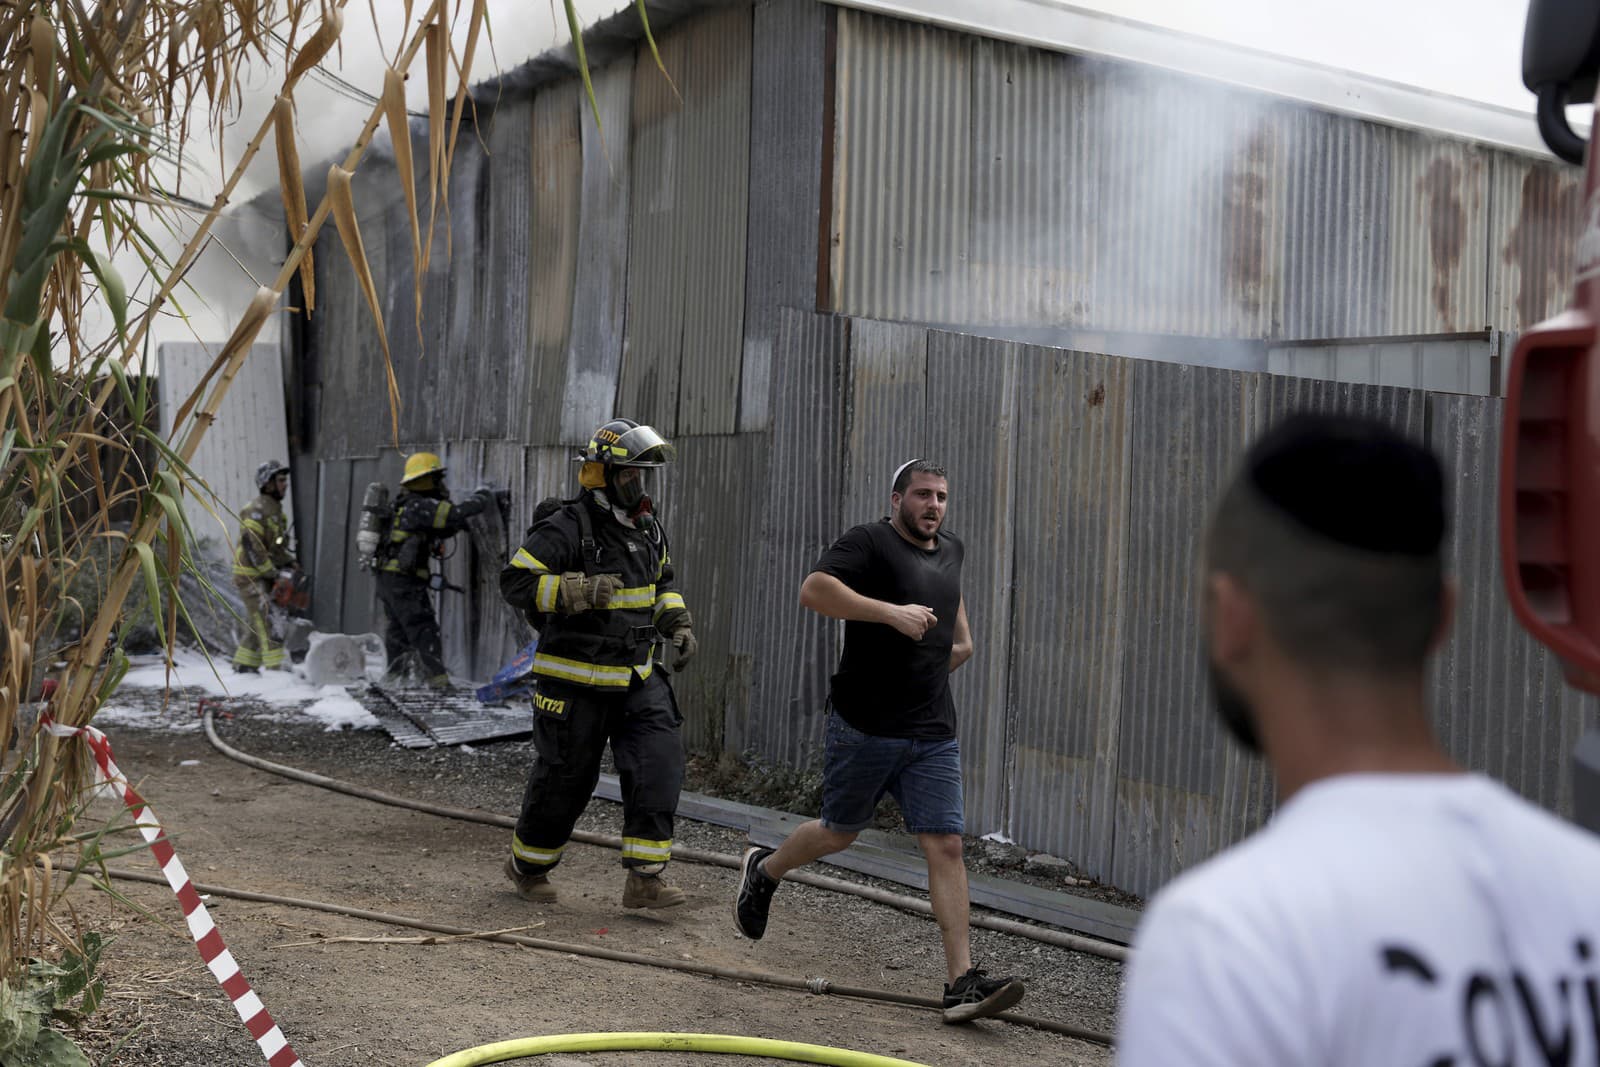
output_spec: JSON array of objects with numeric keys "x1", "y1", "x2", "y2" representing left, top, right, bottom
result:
[{"x1": 425, "y1": 1031, "x2": 932, "y2": 1066}]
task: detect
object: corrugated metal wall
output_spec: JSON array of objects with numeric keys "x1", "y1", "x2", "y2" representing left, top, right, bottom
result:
[
  {"x1": 286, "y1": 0, "x2": 1600, "y2": 898},
  {"x1": 828, "y1": 8, "x2": 1575, "y2": 345},
  {"x1": 158, "y1": 341, "x2": 292, "y2": 559}
]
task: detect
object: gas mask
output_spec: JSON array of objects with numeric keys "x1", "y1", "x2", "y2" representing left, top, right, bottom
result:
[{"x1": 605, "y1": 465, "x2": 654, "y2": 518}]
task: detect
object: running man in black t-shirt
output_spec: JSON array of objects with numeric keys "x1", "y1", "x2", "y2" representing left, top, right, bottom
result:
[{"x1": 731, "y1": 459, "x2": 1025, "y2": 1024}]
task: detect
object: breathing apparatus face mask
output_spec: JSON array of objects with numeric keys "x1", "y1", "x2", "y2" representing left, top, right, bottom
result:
[{"x1": 606, "y1": 465, "x2": 653, "y2": 517}]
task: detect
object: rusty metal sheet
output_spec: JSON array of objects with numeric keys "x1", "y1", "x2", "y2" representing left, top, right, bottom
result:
[
  {"x1": 1384, "y1": 135, "x2": 1489, "y2": 334},
  {"x1": 1006, "y1": 345, "x2": 1131, "y2": 884},
  {"x1": 1488, "y1": 149, "x2": 1582, "y2": 334},
  {"x1": 1091, "y1": 60, "x2": 1284, "y2": 340},
  {"x1": 926, "y1": 330, "x2": 1019, "y2": 837},
  {"x1": 843, "y1": 319, "x2": 927, "y2": 525}
]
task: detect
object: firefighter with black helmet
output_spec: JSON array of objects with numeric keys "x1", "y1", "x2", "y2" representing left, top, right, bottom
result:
[
  {"x1": 500, "y1": 418, "x2": 698, "y2": 910},
  {"x1": 232, "y1": 460, "x2": 300, "y2": 673},
  {"x1": 374, "y1": 451, "x2": 494, "y2": 688}
]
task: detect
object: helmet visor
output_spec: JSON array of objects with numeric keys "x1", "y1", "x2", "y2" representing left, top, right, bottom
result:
[{"x1": 612, "y1": 424, "x2": 676, "y2": 468}]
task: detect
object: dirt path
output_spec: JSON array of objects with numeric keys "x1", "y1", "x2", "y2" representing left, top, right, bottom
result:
[{"x1": 59, "y1": 706, "x2": 1120, "y2": 1066}]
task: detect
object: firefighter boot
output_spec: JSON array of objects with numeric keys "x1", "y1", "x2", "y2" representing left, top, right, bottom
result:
[
  {"x1": 623, "y1": 867, "x2": 685, "y2": 909},
  {"x1": 504, "y1": 856, "x2": 558, "y2": 903}
]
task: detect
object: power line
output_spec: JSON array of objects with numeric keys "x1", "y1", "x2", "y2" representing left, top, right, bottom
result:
[{"x1": 268, "y1": 30, "x2": 431, "y2": 120}]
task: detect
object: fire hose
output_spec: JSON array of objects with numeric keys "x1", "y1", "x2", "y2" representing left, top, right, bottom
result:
[{"x1": 182, "y1": 709, "x2": 1118, "y2": 1048}]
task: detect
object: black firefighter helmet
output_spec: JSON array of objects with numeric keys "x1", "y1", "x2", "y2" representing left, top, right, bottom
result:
[{"x1": 576, "y1": 418, "x2": 675, "y2": 515}]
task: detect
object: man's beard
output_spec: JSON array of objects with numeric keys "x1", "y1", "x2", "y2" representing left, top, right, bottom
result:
[
  {"x1": 898, "y1": 501, "x2": 940, "y2": 540},
  {"x1": 1208, "y1": 659, "x2": 1261, "y2": 753}
]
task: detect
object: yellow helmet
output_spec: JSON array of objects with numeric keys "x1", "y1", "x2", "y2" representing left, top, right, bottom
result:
[{"x1": 401, "y1": 452, "x2": 446, "y2": 485}]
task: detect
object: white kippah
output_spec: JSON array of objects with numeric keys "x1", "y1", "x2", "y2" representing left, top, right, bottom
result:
[{"x1": 891, "y1": 458, "x2": 922, "y2": 494}]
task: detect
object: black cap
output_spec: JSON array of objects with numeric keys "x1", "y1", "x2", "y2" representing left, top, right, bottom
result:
[{"x1": 1246, "y1": 413, "x2": 1446, "y2": 557}]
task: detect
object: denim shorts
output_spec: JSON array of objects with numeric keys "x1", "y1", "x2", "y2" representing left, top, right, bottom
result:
[{"x1": 819, "y1": 712, "x2": 964, "y2": 835}]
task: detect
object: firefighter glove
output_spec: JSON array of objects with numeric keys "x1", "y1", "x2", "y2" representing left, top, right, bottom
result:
[
  {"x1": 670, "y1": 627, "x2": 698, "y2": 671},
  {"x1": 557, "y1": 572, "x2": 624, "y2": 613},
  {"x1": 665, "y1": 610, "x2": 696, "y2": 670}
]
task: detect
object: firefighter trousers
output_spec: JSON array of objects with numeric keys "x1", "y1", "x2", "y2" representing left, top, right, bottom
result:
[
  {"x1": 511, "y1": 671, "x2": 684, "y2": 874},
  {"x1": 231, "y1": 575, "x2": 284, "y2": 669},
  {"x1": 375, "y1": 573, "x2": 447, "y2": 681}
]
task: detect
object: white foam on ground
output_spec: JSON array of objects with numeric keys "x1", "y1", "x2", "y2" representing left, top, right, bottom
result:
[{"x1": 114, "y1": 648, "x2": 381, "y2": 731}]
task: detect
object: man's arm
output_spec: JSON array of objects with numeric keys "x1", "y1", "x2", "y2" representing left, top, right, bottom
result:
[
  {"x1": 500, "y1": 518, "x2": 578, "y2": 617},
  {"x1": 949, "y1": 597, "x2": 973, "y2": 672},
  {"x1": 800, "y1": 571, "x2": 936, "y2": 641}
]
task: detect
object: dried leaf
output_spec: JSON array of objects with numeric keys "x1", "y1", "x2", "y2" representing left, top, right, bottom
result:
[
  {"x1": 287, "y1": 6, "x2": 344, "y2": 87},
  {"x1": 381, "y1": 68, "x2": 423, "y2": 334},
  {"x1": 273, "y1": 97, "x2": 315, "y2": 314},
  {"x1": 327, "y1": 165, "x2": 400, "y2": 442},
  {"x1": 29, "y1": 15, "x2": 55, "y2": 98},
  {"x1": 423, "y1": 17, "x2": 446, "y2": 266}
]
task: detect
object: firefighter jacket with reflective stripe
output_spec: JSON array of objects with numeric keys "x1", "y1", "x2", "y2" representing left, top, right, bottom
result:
[
  {"x1": 500, "y1": 494, "x2": 687, "y2": 689},
  {"x1": 233, "y1": 494, "x2": 297, "y2": 579},
  {"x1": 379, "y1": 488, "x2": 487, "y2": 580}
]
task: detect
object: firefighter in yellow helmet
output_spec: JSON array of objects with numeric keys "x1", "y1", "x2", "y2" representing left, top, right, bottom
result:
[
  {"x1": 232, "y1": 460, "x2": 300, "y2": 673},
  {"x1": 373, "y1": 452, "x2": 494, "y2": 687},
  {"x1": 499, "y1": 418, "x2": 697, "y2": 910}
]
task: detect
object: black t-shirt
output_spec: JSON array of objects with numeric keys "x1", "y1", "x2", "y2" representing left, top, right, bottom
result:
[{"x1": 812, "y1": 519, "x2": 964, "y2": 739}]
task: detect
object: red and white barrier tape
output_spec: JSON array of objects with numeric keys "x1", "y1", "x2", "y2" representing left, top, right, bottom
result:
[{"x1": 42, "y1": 711, "x2": 302, "y2": 1067}]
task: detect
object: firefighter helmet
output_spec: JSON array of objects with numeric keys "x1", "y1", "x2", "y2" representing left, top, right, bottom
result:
[
  {"x1": 401, "y1": 452, "x2": 446, "y2": 486},
  {"x1": 254, "y1": 460, "x2": 290, "y2": 491},
  {"x1": 576, "y1": 419, "x2": 675, "y2": 469},
  {"x1": 576, "y1": 419, "x2": 673, "y2": 515}
]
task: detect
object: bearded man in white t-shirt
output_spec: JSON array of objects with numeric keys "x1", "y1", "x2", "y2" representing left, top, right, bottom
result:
[{"x1": 1117, "y1": 412, "x2": 1600, "y2": 1067}]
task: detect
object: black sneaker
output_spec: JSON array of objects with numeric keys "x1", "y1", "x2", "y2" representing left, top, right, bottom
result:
[
  {"x1": 733, "y1": 846, "x2": 778, "y2": 940},
  {"x1": 942, "y1": 967, "x2": 1025, "y2": 1023}
]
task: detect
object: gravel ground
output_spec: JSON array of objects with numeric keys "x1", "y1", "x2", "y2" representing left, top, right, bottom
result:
[{"x1": 71, "y1": 678, "x2": 1131, "y2": 1062}]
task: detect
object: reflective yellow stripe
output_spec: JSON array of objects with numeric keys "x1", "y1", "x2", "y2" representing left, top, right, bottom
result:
[
  {"x1": 511, "y1": 548, "x2": 549, "y2": 573},
  {"x1": 512, "y1": 835, "x2": 566, "y2": 866},
  {"x1": 653, "y1": 591, "x2": 685, "y2": 619},
  {"x1": 532, "y1": 652, "x2": 651, "y2": 688},
  {"x1": 620, "y1": 837, "x2": 672, "y2": 861},
  {"x1": 603, "y1": 586, "x2": 655, "y2": 611},
  {"x1": 241, "y1": 518, "x2": 267, "y2": 535},
  {"x1": 432, "y1": 502, "x2": 452, "y2": 529},
  {"x1": 536, "y1": 575, "x2": 560, "y2": 614},
  {"x1": 233, "y1": 561, "x2": 274, "y2": 577}
]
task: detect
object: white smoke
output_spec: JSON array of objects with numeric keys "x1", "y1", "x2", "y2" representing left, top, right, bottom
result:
[{"x1": 84, "y1": 0, "x2": 626, "y2": 356}]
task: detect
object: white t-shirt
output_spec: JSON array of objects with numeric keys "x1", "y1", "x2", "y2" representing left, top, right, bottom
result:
[{"x1": 1117, "y1": 773, "x2": 1600, "y2": 1067}]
